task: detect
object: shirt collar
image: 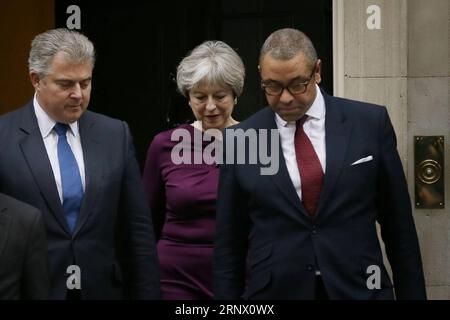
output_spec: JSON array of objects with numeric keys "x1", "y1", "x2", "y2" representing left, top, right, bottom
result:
[
  {"x1": 275, "y1": 84, "x2": 326, "y2": 128},
  {"x1": 33, "y1": 93, "x2": 79, "y2": 138}
]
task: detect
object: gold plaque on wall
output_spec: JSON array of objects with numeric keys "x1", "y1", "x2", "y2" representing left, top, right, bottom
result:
[{"x1": 415, "y1": 136, "x2": 445, "y2": 209}]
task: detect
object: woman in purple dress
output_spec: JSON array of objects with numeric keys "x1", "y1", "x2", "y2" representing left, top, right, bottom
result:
[{"x1": 143, "y1": 41, "x2": 245, "y2": 299}]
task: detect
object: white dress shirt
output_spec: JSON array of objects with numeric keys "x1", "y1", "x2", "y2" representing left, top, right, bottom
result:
[
  {"x1": 274, "y1": 84, "x2": 326, "y2": 202},
  {"x1": 34, "y1": 94, "x2": 86, "y2": 203}
]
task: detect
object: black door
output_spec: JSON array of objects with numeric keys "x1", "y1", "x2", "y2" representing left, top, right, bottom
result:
[{"x1": 55, "y1": 0, "x2": 333, "y2": 167}]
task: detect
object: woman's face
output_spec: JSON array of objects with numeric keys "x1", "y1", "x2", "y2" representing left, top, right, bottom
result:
[{"x1": 188, "y1": 83, "x2": 235, "y2": 131}]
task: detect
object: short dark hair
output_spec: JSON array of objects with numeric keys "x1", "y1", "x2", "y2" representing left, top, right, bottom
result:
[{"x1": 260, "y1": 28, "x2": 317, "y2": 68}]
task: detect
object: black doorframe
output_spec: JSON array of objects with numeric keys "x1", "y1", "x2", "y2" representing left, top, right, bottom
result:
[{"x1": 55, "y1": 0, "x2": 333, "y2": 168}]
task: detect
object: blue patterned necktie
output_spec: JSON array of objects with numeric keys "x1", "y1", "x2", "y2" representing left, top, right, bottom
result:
[{"x1": 54, "y1": 123, "x2": 83, "y2": 233}]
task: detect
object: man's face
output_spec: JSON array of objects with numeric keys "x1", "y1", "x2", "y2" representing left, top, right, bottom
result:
[
  {"x1": 259, "y1": 53, "x2": 321, "y2": 122},
  {"x1": 30, "y1": 52, "x2": 93, "y2": 124}
]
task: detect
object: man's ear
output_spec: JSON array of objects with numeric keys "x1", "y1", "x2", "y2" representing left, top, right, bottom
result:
[
  {"x1": 315, "y1": 59, "x2": 322, "y2": 84},
  {"x1": 30, "y1": 72, "x2": 41, "y2": 90}
]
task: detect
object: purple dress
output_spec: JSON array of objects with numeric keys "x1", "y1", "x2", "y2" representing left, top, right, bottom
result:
[{"x1": 143, "y1": 123, "x2": 218, "y2": 299}]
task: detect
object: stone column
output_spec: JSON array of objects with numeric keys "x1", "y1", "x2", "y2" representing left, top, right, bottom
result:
[
  {"x1": 333, "y1": 0, "x2": 450, "y2": 299},
  {"x1": 406, "y1": 0, "x2": 450, "y2": 300}
]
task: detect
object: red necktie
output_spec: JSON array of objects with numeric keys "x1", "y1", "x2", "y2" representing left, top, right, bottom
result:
[{"x1": 294, "y1": 116, "x2": 324, "y2": 218}]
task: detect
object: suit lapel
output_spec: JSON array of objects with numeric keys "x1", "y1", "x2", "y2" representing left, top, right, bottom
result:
[
  {"x1": 260, "y1": 108, "x2": 308, "y2": 216},
  {"x1": 18, "y1": 104, "x2": 70, "y2": 234},
  {"x1": 271, "y1": 148, "x2": 306, "y2": 214},
  {"x1": 0, "y1": 204, "x2": 12, "y2": 261},
  {"x1": 73, "y1": 112, "x2": 103, "y2": 236},
  {"x1": 315, "y1": 93, "x2": 352, "y2": 218}
]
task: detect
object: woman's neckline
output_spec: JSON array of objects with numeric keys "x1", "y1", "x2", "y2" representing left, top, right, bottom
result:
[{"x1": 188, "y1": 120, "x2": 239, "y2": 132}]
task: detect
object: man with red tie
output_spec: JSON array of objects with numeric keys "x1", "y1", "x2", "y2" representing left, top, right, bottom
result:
[{"x1": 213, "y1": 28, "x2": 426, "y2": 300}]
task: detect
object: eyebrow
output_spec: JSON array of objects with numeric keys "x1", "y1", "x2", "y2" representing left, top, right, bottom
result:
[
  {"x1": 191, "y1": 90, "x2": 228, "y2": 95},
  {"x1": 55, "y1": 77, "x2": 92, "y2": 83},
  {"x1": 262, "y1": 75, "x2": 309, "y2": 85}
]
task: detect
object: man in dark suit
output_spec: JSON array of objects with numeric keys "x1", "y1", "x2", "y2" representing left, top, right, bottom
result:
[
  {"x1": 0, "y1": 193, "x2": 49, "y2": 300},
  {"x1": 214, "y1": 28, "x2": 426, "y2": 300},
  {"x1": 0, "y1": 28, "x2": 160, "y2": 299}
]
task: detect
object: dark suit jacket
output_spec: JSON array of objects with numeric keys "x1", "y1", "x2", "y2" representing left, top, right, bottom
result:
[
  {"x1": 214, "y1": 91, "x2": 426, "y2": 300},
  {"x1": 0, "y1": 193, "x2": 49, "y2": 299},
  {"x1": 0, "y1": 101, "x2": 160, "y2": 299}
]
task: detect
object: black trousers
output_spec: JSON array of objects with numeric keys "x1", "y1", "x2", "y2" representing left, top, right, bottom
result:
[
  {"x1": 315, "y1": 275, "x2": 329, "y2": 300},
  {"x1": 66, "y1": 289, "x2": 81, "y2": 300}
]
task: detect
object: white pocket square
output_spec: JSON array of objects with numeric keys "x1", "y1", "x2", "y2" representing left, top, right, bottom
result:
[{"x1": 351, "y1": 155, "x2": 373, "y2": 166}]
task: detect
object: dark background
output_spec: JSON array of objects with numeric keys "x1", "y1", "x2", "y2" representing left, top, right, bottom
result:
[{"x1": 55, "y1": 0, "x2": 333, "y2": 168}]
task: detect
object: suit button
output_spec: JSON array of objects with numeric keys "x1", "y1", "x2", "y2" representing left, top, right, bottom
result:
[
  {"x1": 312, "y1": 227, "x2": 317, "y2": 235},
  {"x1": 307, "y1": 265, "x2": 314, "y2": 272}
]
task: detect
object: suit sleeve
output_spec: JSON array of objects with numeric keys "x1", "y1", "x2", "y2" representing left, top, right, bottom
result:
[
  {"x1": 213, "y1": 131, "x2": 250, "y2": 299},
  {"x1": 142, "y1": 135, "x2": 166, "y2": 240},
  {"x1": 22, "y1": 209, "x2": 49, "y2": 300},
  {"x1": 376, "y1": 107, "x2": 427, "y2": 299},
  {"x1": 120, "y1": 122, "x2": 161, "y2": 299}
]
